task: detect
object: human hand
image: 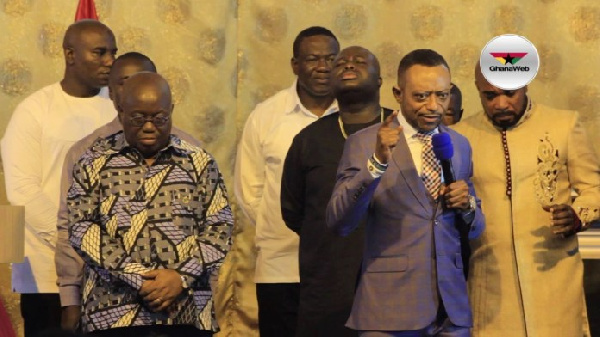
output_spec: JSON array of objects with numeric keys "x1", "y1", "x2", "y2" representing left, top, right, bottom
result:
[
  {"x1": 139, "y1": 269, "x2": 184, "y2": 312},
  {"x1": 543, "y1": 204, "x2": 579, "y2": 238},
  {"x1": 375, "y1": 111, "x2": 403, "y2": 164},
  {"x1": 61, "y1": 305, "x2": 81, "y2": 331},
  {"x1": 441, "y1": 180, "x2": 470, "y2": 210}
]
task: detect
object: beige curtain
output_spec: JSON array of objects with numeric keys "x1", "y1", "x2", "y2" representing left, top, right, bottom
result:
[{"x1": 1, "y1": 0, "x2": 599, "y2": 335}]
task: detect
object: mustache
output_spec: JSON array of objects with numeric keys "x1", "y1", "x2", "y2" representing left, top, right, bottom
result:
[{"x1": 493, "y1": 110, "x2": 517, "y2": 117}]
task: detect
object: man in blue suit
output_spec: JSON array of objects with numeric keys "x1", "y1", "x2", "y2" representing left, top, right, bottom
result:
[{"x1": 326, "y1": 49, "x2": 485, "y2": 337}]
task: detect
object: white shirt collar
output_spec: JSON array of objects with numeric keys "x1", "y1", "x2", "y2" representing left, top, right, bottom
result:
[
  {"x1": 284, "y1": 78, "x2": 338, "y2": 117},
  {"x1": 395, "y1": 109, "x2": 440, "y2": 140}
]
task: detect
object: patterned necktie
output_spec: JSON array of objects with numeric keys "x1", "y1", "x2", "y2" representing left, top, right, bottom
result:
[{"x1": 414, "y1": 132, "x2": 441, "y2": 199}]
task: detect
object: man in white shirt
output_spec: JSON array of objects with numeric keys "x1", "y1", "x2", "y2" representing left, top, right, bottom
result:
[
  {"x1": 234, "y1": 26, "x2": 339, "y2": 337},
  {"x1": 1, "y1": 19, "x2": 117, "y2": 337}
]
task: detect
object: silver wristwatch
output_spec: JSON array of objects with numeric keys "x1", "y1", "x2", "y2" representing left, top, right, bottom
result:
[
  {"x1": 180, "y1": 275, "x2": 189, "y2": 289},
  {"x1": 465, "y1": 195, "x2": 476, "y2": 213}
]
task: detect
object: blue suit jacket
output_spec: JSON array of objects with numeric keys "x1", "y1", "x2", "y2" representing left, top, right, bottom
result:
[{"x1": 326, "y1": 122, "x2": 485, "y2": 331}]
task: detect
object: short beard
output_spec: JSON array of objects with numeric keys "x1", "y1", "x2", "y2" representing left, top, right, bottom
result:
[
  {"x1": 490, "y1": 111, "x2": 524, "y2": 129},
  {"x1": 335, "y1": 86, "x2": 376, "y2": 106}
]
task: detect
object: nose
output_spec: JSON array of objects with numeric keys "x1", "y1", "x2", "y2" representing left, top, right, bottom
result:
[
  {"x1": 142, "y1": 120, "x2": 157, "y2": 132},
  {"x1": 493, "y1": 95, "x2": 510, "y2": 111},
  {"x1": 104, "y1": 52, "x2": 116, "y2": 67},
  {"x1": 425, "y1": 94, "x2": 439, "y2": 111},
  {"x1": 316, "y1": 57, "x2": 332, "y2": 72},
  {"x1": 344, "y1": 61, "x2": 355, "y2": 70}
]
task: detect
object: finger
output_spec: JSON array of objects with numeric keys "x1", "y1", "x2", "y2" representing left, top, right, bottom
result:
[
  {"x1": 446, "y1": 195, "x2": 468, "y2": 207},
  {"x1": 553, "y1": 224, "x2": 574, "y2": 236},
  {"x1": 551, "y1": 210, "x2": 573, "y2": 221},
  {"x1": 140, "y1": 281, "x2": 160, "y2": 298},
  {"x1": 381, "y1": 111, "x2": 399, "y2": 128},
  {"x1": 542, "y1": 204, "x2": 557, "y2": 212},
  {"x1": 446, "y1": 199, "x2": 468, "y2": 210},
  {"x1": 551, "y1": 218, "x2": 575, "y2": 227},
  {"x1": 443, "y1": 187, "x2": 467, "y2": 200},
  {"x1": 156, "y1": 300, "x2": 172, "y2": 313},
  {"x1": 139, "y1": 286, "x2": 150, "y2": 297},
  {"x1": 168, "y1": 303, "x2": 178, "y2": 314},
  {"x1": 147, "y1": 296, "x2": 165, "y2": 311},
  {"x1": 143, "y1": 288, "x2": 163, "y2": 302},
  {"x1": 550, "y1": 205, "x2": 573, "y2": 220},
  {"x1": 142, "y1": 270, "x2": 158, "y2": 279},
  {"x1": 553, "y1": 224, "x2": 572, "y2": 233}
]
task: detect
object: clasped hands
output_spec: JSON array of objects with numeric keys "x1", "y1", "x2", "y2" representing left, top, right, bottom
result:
[
  {"x1": 139, "y1": 269, "x2": 184, "y2": 313},
  {"x1": 543, "y1": 204, "x2": 580, "y2": 238}
]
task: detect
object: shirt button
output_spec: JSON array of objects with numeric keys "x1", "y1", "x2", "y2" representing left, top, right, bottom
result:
[{"x1": 434, "y1": 220, "x2": 439, "y2": 226}]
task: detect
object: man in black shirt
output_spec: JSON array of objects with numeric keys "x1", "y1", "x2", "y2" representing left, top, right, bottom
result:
[{"x1": 281, "y1": 46, "x2": 392, "y2": 337}]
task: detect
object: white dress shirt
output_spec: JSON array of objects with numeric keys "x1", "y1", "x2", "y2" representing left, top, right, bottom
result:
[
  {"x1": 234, "y1": 79, "x2": 338, "y2": 283},
  {"x1": 397, "y1": 111, "x2": 440, "y2": 177},
  {"x1": 1, "y1": 82, "x2": 116, "y2": 293}
]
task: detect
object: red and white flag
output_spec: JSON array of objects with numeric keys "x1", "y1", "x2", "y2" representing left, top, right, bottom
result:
[{"x1": 75, "y1": 0, "x2": 99, "y2": 21}]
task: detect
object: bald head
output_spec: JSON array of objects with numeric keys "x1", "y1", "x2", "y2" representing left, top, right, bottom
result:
[
  {"x1": 331, "y1": 46, "x2": 382, "y2": 99},
  {"x1": 61, "y1": 19, "x2": 117, "y2": 96},
  {"x1": 121, "y1": 72, "x2": 172, "y2": 109},
  {"x1": 63, "y1": 19, "x2": 114, "y2": 50},
  {"x1": 474, "y1": 61, "x2": 528, "y2": 128},
  {"x1": 109, "y1": 52, "x2": 157, "y2": 109},
  {"x1": 474, "y1": 62, "x2": 488, "y2": 90},
  {"x1": 119, "y1": 72, "x2": 173, "y2": 158}
]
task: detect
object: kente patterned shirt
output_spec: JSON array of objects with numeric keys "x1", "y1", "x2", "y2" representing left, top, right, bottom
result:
[{"x1": 68, "y1": 131, "x2": 233, "y2": 333}]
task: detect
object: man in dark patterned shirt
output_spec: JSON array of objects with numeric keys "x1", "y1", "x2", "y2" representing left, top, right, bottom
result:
[{"x1": 67, "y1": 72, "x2": 233, "y2": 337}]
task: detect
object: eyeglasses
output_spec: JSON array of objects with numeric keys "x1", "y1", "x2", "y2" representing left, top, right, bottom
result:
[{"x1": 129, "y1": 114, "x2": 170, "y2": 127}]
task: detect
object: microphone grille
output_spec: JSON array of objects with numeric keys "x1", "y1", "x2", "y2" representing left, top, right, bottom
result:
[{"x1": 431, "y1": 132, "x2": 454, "y2": 160}]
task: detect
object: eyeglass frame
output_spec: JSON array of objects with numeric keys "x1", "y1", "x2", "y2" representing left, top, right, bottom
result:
[{"x1": 127, "y1": 113, "x2": 171, "y2": 127}]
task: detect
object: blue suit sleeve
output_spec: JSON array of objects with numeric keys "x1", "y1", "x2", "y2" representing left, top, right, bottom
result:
[{"x1": 326, "y1": 133, "x2": 381, "y2": 236}]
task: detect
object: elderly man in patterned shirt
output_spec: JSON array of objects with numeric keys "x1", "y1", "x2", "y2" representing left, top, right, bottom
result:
[{"x1": 67, "y1": 72, "x2": 233, "y2": 337}]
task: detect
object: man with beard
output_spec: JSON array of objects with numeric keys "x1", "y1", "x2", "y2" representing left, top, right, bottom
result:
[
  {"x1": 327, "y1": 49, "x2": 485, "y2": 336},
  {"x1": 55, "y1": 52, "x2": 203, "y2": 331},
  {"x1": 234, "y1": 26, "x2": 339, "y2": 337},
  {"x1": 452, "y1": 63, "x2": 600, "y2": 337},
  {"x1": 1, "y1": 19, "x2": 117, "y2": 336},
  {"x1": 281, "y1": 46, "x2": 392, "y2": 337}
]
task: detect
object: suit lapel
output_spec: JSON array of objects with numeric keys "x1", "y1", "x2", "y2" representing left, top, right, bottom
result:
[{"x1": 390, "y1": 125, "x2": 431, "y2": 212}]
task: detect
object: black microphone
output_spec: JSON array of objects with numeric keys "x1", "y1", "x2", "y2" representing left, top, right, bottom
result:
[{"x1": 431, "y1": 132, "x2": 455, "y2": 184}]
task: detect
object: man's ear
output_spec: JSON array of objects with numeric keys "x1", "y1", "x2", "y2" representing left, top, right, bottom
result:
[
  {"x1": 392, "y1": 86, "x2": 403, "y2": 104},
  {"x1": 377, "y1": 77, "x2": 382, "y2": 88},
  {"x1": 291, "y1": 57, "x2": 299, "y2": 76},
  {"x1": 64, "y1": 48, "x2": 75, "y2": 66}
]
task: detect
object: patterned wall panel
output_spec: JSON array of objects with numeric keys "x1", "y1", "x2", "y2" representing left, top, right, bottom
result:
[{"x1": 1, "y1": 1, "x2": 599, "y2": 336}]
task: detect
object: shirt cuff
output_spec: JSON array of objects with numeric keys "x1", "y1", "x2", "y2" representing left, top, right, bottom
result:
[
  {"x1": 368, "y1": 154, "x2": 388, "y2": 178},
  {"x1": 59, "y1": 285, "x2": 81, "y2": 307}
]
